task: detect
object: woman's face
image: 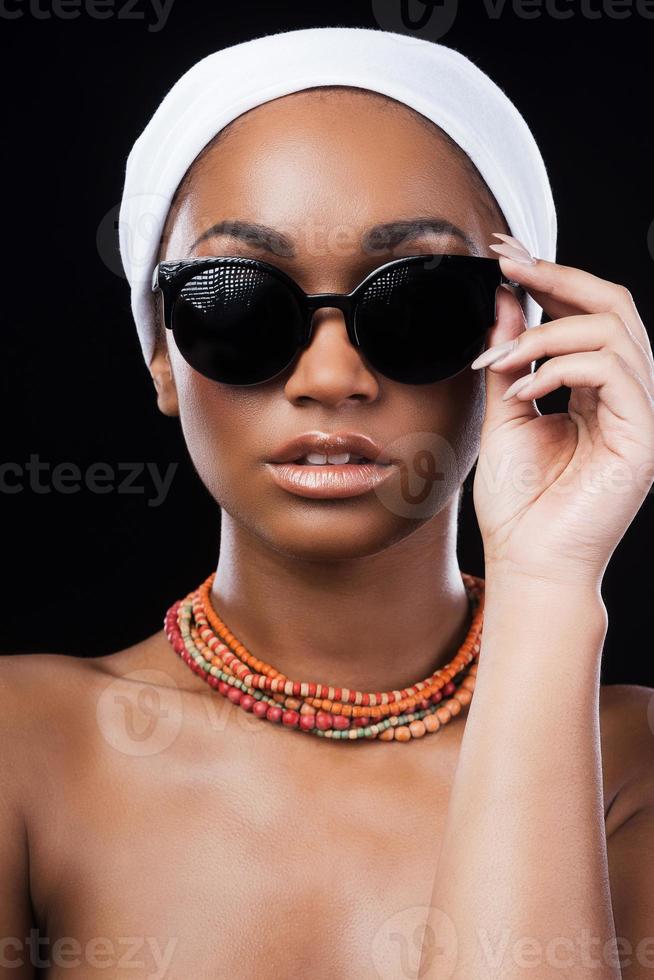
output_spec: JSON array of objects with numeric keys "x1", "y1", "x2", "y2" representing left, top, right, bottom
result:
[{"x1": 153, "y1": 87, "x2": 510, "y2": 561}]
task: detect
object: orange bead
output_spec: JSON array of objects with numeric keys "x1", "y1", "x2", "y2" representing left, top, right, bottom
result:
[
  {"x1": 424, "y1": 713, "x2": 441, "y2": 733},
  {"x1": 179, "y1": 570, "x2": 486, "y2": 743}
]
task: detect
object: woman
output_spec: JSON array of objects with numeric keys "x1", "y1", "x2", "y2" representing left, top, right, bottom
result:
[{"x1": 1, "y1": 25, "x2": 653, "y2": 980}]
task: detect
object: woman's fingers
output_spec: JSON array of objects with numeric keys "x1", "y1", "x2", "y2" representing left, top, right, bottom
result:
[
  {"x1": 489, "y1": 235, "x2": 652, "y2": 359},
  {"x1": 480, "y1": 284, "x2": 540, "y2": 428},
  {"x1": 472, "y1": 311, "x2": 654, "y2": 399},
  {"x1": 502, "y1": 348, "x2": 654, "y2": 443}
]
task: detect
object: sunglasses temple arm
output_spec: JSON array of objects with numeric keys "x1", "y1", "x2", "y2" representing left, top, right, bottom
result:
[{"x1": 500, "y1": 273, "x2": 522, "y2": 288}]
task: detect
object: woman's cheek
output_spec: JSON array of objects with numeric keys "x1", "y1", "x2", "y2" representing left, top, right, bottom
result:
[
  {"x1": 174, "y1": 373, "x2": 267, "y2": 508},
  {"x1": 402, "y1": 371, "x2": 484, "y2": 486}
]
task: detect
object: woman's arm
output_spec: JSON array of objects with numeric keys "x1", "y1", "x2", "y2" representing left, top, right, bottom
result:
[
  {"x1": 423, "y1": 574, "x2": 618, "y2": 980},
  {"x1": 420, "y1": 247, "x2": 654, "y2": 979}
]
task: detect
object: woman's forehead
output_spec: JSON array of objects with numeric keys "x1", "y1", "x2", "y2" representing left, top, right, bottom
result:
[{"x1": 162, "y1": 88, "x2": 501, "y2": 257}]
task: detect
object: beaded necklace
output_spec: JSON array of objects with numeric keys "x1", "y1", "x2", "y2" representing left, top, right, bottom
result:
[{"x1": 164, "y1": 571, "x2": 484, "y2": 743}]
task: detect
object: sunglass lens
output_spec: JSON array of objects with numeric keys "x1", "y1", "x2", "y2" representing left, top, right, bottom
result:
[
  {"x1": 171, "y1": 263, "x2": 303, "y2": 385},
  {"x1": 355, "y1": 258, "x2": 496, "y2": 384}
]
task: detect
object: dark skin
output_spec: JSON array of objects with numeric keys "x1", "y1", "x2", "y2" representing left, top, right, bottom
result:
[
  {"x1": 1, "y1": 88, "x2": 652, "y2": 979},
  {"x1": 152, "y1": 86, "x2": 493, "y2": 692}
]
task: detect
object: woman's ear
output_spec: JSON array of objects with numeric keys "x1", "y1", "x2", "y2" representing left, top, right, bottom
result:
[{"x1": 149, "y1": 345, "x2": 179, "y2": 417}]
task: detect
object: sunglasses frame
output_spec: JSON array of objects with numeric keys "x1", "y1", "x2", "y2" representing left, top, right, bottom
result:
[{"x1": 151, "y1": 253, "x2": 520, "y2": 385}]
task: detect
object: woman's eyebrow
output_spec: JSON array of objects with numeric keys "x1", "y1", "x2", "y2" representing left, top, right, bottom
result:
[
  {"x1": 189, "y1": 216, "x2": 474, "y2": 257},
  {"x1": 190, "y1": 220, "x2": 295, "y2": 257},
  {"x1": 362, "y1": 218, "x2": 475, "y2": 252}
]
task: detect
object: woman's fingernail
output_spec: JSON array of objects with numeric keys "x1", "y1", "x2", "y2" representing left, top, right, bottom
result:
[
  {"x1": 470, "y1": 339, "x2": 517, "y2": 370},
  {"x1": 489, "y1": 242, "x2": 537, "y2": 266},
  {"x1": 502, "y1": 373, "x2": 535, "y2": 400},
  {"x1": 491, "y1": 232, "x2": 531, "y2": 251}
]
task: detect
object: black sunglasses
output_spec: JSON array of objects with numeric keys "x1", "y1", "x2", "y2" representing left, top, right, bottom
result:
[{"x1": 151, "y1": 253, "x2": 519, "y2": 386}]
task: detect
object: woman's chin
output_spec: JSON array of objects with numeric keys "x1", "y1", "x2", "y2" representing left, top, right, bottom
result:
[{"x1": 254, "y1": 505, "x2": 426, "y2": 561}]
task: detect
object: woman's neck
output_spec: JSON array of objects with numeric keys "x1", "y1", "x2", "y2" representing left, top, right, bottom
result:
[{"x1": 209, "y1": 501, "x2": 474, "y2": 693}]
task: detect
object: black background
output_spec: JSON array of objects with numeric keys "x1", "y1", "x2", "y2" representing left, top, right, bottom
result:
[{"x1": 1, "y1": 0, "x2": 652, "y2": 685}]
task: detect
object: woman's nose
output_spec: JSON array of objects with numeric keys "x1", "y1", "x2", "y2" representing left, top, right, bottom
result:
[{"x1": 283, "y1": 308, "x2": 380, "y2": 408}]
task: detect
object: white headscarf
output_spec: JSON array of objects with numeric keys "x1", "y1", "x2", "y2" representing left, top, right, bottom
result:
[{"x1": 118, "y1": 25, "x2": 557, "y2": 366}]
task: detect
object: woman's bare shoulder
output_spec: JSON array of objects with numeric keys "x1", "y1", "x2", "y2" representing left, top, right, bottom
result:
[
  {"x1": 599, "y1": 683, "x2": 654, "y2": 835},
  {"x1": 0, "y1": 635, "x2": 170, "y2": 749},
  {"x1": 0, "y1": 649, "x2": 103, "y2": 721},
  {"x1": 600, "y1": 682, "x2": 654, "y2": 741},
  {"x1": 0, "y1": 634, "x2": 163, "y2": 693},
  {"x1": 0, "y1": 636, "x2": 182, "y2": 806}
]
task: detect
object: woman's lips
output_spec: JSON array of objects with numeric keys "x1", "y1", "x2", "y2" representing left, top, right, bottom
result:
[{"x1": 265, "y1": 460, "x2": 397, "y2": 499}]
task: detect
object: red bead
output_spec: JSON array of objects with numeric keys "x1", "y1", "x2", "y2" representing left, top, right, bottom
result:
[{"x1": 163, "y1": 573, "x2": 485, "y2": 744}]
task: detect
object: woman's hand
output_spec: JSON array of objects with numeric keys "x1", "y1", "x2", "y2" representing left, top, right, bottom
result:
[{"x1": 472, "y1": 233, "x2": 654, "y2": 589}]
